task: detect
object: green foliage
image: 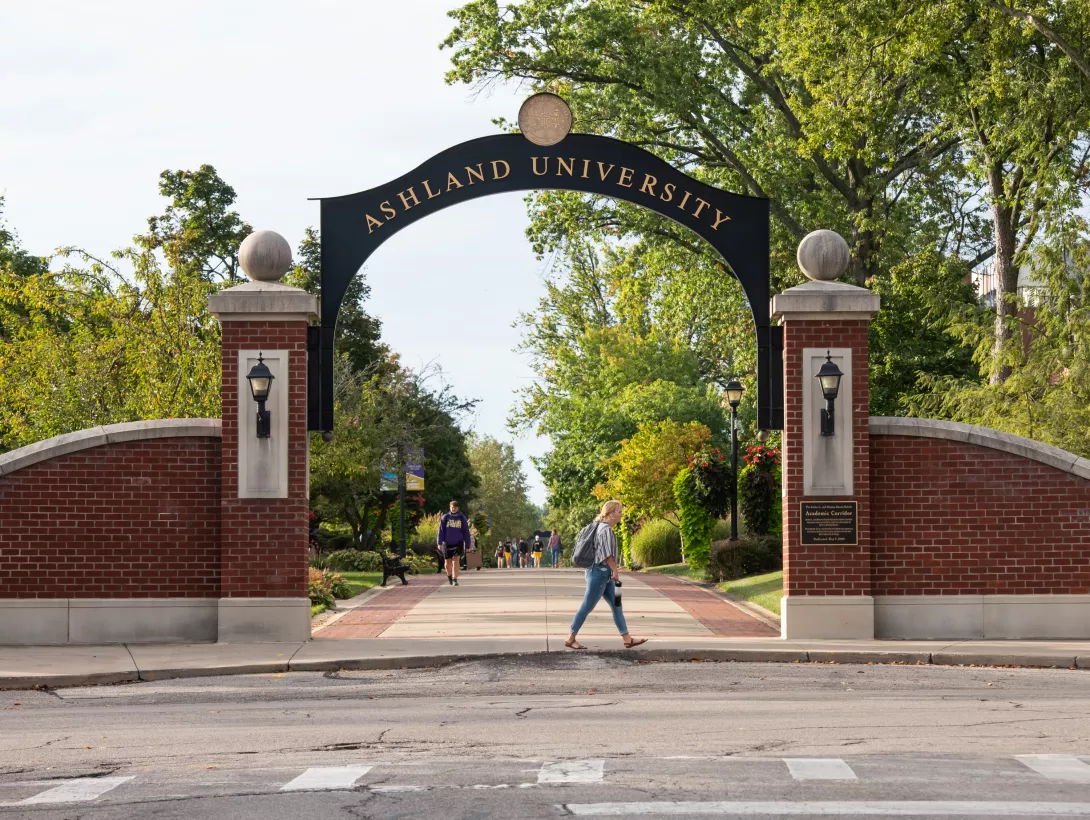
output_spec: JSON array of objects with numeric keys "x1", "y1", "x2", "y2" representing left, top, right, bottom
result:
[
  {"x1": 617, "y1": 511, "x2": 638, "y2": 569},
  {"x1": 687, "y1": 445, "x2": 732, "y2": 520},
  {"x1": 673, "y1": 467, "x2": 714, "y2": 575},
  {"x1": 411, "y1": 514, "x2": 441, "y2": 550},
  {"x1": 738, "y1": 445, "x2": 782, "y2": 537},
  {"x1": 720, "y1": 570, "x2": 784, "y2": 615},
  {"x1": 596, "y1": 420, "x2": 711, "y2": 523},
  {"x1": 629, "y1": 519, "x2": 683, "y2": 570},
  {"x1": 466, "y1": 435, "x2": 540, "y2": 541},
  {"x1": 308, "y1": 568, "x2": 335, "y2": 609},
  {"x1": 314, "y1": 550, "x2": 384, "y2": 573},
  {"x1": 708, "y1": 536, "x2": 783, "y2": 583}
]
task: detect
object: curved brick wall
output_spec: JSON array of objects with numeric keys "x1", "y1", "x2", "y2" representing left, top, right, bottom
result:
[
  {"x1": 0, "y1": 424, "x2": 221, "y2": 599},
  {"x1": 870, "y1": 432, "x2": 1090, "y2": 595}
]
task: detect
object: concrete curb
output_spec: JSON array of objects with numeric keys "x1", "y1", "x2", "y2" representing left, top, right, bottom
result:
[{"x1": 3, "y1": 645, "x2": 1087, "y2": 690}]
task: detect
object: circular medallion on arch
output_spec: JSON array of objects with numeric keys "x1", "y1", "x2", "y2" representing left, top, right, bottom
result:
[{"x1": 518, "y1": 93, "x2": 573, "y2": 146}]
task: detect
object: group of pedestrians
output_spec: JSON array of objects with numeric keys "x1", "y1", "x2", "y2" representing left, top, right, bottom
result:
[{"x1": 494, "y1": 530, "x2": 564, "y2": 569}]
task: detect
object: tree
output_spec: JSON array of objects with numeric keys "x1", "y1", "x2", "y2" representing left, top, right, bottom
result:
[
  {"x1": 595, "y1": 419, "x2": 711, "y2": 524},
  {"x1": 467, "y1": 435, "x2": 541, "y2": 542},
  {"x1": 136, "y1": 165, "x2": 252, "y2": 284}
]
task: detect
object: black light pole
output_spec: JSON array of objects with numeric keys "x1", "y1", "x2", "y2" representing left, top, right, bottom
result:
[
  {"x1": 397, "y1": 441, "x2": 407, "y2": 559},
  {"x1": 724, "y1": 379, "x2": 745, "y2": 541}
]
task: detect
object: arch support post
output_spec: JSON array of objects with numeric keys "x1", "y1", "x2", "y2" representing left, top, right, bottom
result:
[
  {"x1": 773, "y1": 232, "x2": 880, "y2": 639},
  {"x1": 208, "y1": 231, "x2": 318, "y2": 643}
]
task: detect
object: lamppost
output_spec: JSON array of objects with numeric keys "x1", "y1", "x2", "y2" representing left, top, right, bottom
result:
[
  {"x1": 723, "y1": 378, "x2": 745, "y2": 541},
  {"x1": 815, "y1": 352, "x2": 844, "y2": 436},
  {"x1": 245, "y1": 353, "x2": 274, "y2": 438}
]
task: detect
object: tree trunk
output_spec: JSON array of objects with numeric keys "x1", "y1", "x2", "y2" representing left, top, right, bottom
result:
[{"x1": 988, "y1": 163, "x2": 1020, "y2": 384}]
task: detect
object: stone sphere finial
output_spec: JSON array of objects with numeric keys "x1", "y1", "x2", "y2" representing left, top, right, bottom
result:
[
  {"x1": 797, "y1": 229, "x2": 850, "y2": 281},
  {"x1": 239, "y1": 230, "x2": 293, "y2": 282}
]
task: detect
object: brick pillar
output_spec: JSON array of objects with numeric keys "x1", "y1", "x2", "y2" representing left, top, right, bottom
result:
[
  {"x1": 772, "y1": 232, "x2": 880, "y2": 639},
  {"x1": 208, "y1": 231, "x2": 318, "y2": 642}
]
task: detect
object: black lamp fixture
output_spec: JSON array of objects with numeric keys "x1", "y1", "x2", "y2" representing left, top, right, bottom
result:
[
  {"x1": 723, "y1": 378, "x2": 745, "y2": 541},
  {"x1": 245, "y1": 353, "x2": 274, "y2": 438},
  {"x1": 816, "y1": 351, "x2": 844, "y2": 437},
  {"x1": 724, "y1": 378, "x2": 744, "y2": 410}
]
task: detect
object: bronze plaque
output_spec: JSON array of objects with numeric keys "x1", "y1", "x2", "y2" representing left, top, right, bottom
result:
[{"x1": 800, "y1": 501, "x2": 858, "y2": 546}]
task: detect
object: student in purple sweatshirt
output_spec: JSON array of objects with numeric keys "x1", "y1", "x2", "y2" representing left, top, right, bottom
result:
[{"x1": 437, "y1": 500, "x2": 472, "y2": 586}]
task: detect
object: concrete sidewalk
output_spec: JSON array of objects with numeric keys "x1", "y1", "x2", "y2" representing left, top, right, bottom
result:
[{"x1": 2, "y1": 569, "x2": 1089, "y2": 689}]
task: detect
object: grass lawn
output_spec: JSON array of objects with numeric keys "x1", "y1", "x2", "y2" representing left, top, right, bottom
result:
[
  {"x1": 640, "y1": 562, "x2": 707, "y2": 581},
  {"x1": 719, "y1": 570, "x2": 784, "y2": 615},
  {"x1": 337, "y1": 571, "x2": 384, "y2": 598}
]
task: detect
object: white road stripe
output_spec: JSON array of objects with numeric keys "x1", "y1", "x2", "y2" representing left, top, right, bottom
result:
[
  {"x1": 785, "y1": 758, "x2": 858, "y2": 781},
  {"x1": 18, "y1": 776, "x2": 135, "y2": 805},
  {"x1": 280, "y1": 765, "x2": 373, "y2": 792},
  {"x1": 564, "y1": 801, "x2": 1090, "y2": 816},
  {"x1": 538, "y1": 759, "x2": 605, "y2": 784},
  {"x1": 1018, "y1": 755, "x2": 1090, "y2": 783}
]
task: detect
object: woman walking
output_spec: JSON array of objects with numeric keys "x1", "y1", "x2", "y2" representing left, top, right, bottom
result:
[
  {"x1": 565, "y1": 500, "x2": 647, "y2": 650},
  {"x1": 495, "y1": 540, "x2": 506, "y2": 569},
  {"x1": 548, "y1": 530, "x2": 562, "y2": 568}
]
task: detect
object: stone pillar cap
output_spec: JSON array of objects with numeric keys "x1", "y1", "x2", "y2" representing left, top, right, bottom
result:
[
  {"x1": 208, "y1": 279, "x2": 319, "y2": 323},
  {"x1": 771, "y1": 279, "x2": 880, "y2": 322}
]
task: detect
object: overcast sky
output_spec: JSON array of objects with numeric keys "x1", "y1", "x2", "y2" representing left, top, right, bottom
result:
[{"x1": 0, "y1": 0, "x2": 553, "y2": 502}]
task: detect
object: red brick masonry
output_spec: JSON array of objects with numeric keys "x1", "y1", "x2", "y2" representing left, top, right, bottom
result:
[
  {"x1": 637, "y1": 572, "x2": 779, "y2": 637},
  {"x1": 0, "y1": 437, "x2": 221, "y2": 598},
  {"x1": 871, "y1": 435, "x2": 1090, "y2": 595},
  {"x1": 316, "y1": 574, "x2": 447, "y2": 639}
]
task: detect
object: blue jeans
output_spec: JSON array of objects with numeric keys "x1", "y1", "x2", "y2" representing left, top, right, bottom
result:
[{"x1": 569, "y1": 563, "x2": 628, "y2": 636}]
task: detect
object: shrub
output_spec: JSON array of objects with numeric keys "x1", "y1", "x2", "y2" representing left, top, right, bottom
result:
[
  {"x1": 411, "y1": 513, "x2": 441, "y2": 550},
  {"x1": 674, "y1": 467, "x2": 714, "y2": 574},
  {"x1": 328, "y1": 572, "x2": 352, "y2": 599},
  {"x1": 630, "y1": 519, "x2": 683, "y2": 568},
  {"x1": 708, "y1": 535, "x2": 783, "y2": 582},
  {"x1": 739, "y1": 445, "x2": 782, "y2": 537},
  {"x1": 687, "y1": 445, "x2": 732, "y2": 519},
  {"x1": 711, "y1": 519, "x2": 732, "y2": 541},
  {"x1": 308, "y1": 568, "x2": 335, "y2": 608},
  {"x1": 317, "y1": 550, "x2": 384, "y2": 572}
]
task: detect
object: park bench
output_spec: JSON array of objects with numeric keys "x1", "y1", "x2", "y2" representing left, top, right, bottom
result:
[{"x1": 381, "y1": 553, "x2": 410, "y2": 587}]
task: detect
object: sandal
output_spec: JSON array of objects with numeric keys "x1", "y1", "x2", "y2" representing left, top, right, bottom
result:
[
  {"x1": 623, "y1": 638, "x2": 648, "y2": 648},
  {"x1": 564, "y1": 639, "x2": 587, "y2": 650}
]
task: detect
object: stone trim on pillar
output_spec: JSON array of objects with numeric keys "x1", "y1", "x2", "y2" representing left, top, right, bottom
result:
[
  {"x1": 773, "y1": 231, "x2": 880, "y2": 639},
  {"x1": 208, "y1": 232, "x2": 318, "y2": 643}
]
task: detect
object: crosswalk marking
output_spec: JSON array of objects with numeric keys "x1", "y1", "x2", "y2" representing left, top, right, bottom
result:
[
  {"x1": 280, "y1": 765, "x2": 373, "y2": 792},
  {"x1": 538, "y1": 760, "x2": 605, "y2": 784},
  {"x1": 564, "y1": 801, "x2": 1090, "y2": 816},
  {"x1": 1018, "y1": 755, "x2": 1090, "y2": 783},
  {"x1": 18, "y1": 776, "x2": 135, "y2": 805},
  {"x1": 784, "y1": 758, "x2": 858, "y2": 781}
]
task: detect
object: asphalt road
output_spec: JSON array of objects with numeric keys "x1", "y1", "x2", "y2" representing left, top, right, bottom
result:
[{"x1": 2, "y1": 656, "x2": 1090, "y2": 819}]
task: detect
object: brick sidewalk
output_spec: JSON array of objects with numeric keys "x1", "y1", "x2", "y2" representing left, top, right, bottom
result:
[
  {"x1": 636, "y1": 572, "x2": 779, "y2": 638},
  {"x1": 315, "y1": 573, "x2": 445, "y2": 639}
]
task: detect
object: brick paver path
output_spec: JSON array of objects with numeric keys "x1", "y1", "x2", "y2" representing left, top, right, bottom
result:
[
  {"x1": 316, "y1": 573, "x2": 445, "y2": 639},
  {"x1": 636, "y1": 572, "x2": 779, "y2": 638}
]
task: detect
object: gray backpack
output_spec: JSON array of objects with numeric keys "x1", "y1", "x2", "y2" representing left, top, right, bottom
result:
[{"x1": 572, "y1": 522, "x2": 603, "y2": 568}]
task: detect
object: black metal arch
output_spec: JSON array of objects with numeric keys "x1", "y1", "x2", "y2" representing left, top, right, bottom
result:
[{"x1": 311, "y1": 132, "x2": 783, "y2": 432}]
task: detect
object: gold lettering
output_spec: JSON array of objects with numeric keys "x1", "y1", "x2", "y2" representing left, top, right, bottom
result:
[
  {"x1": 692, "y1": 197, "x2": 711, "y2": 219},
  {"x1": 422, "y1": 179, "x2": 441, "y2": 199},
  {"x1": 380, "y1": 201, "x2": 397, "y2": 220},
  {"x1": 617, "y1": 167, "x2": 635, "y2": 187},
  {"x1": 597, "y1": 162, "x2": 615, "y2": 181},
  {"x1": 446, "y1": 172, "x2": 464, "y2": 191},
  {"x1": 365, "y1": 213, "x2": 384, "y2": 234},
  {"x1": 660, "y1": 183, "x2": 676, "y2": 203},
  {"x1": 491, "y1": 160, "x2": 510, "y2": 179},
  {"x1": 711, "y1": 209, "x2": 732, "y2": 230},
  {"x1": 398, "y1": 187, "x2": 421, "y2": 210},
  {"x1": 556, "y1": 157, "x2": 576, "y2": 177},
  {"x1": 531, "y1": 156, "x2": 550, "y2": 176},
  {"x1": 677, "y1": 190, "x2": 693, "y2": 212},
  {"x1": 581, "y1": 159, "x2": 591, "y2": 179},
  {"x1": 465, "y1": 164, "x2": 485, "y2": 184},
  {"x1": 639, "y1": 174, "x2": 657, "y2": 196}
]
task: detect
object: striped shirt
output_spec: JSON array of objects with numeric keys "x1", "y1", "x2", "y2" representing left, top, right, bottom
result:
[{"x1": 593, "y1": 522, "x2": 619, "y2": 565}]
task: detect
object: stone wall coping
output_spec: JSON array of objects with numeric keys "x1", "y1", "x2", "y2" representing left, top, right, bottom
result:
[
  {"x1": 208, "y1": 280, "x2": 319, "y2": 323},
  {"x1": 870, "y1": 416, "x2": 1090, "y2": 482},
  {"x1": 0, "y1": 419, "x2": 222, "y2": 477},
  {"x1": 771, "y1": 279, "x2": 880, "y2": 321}
]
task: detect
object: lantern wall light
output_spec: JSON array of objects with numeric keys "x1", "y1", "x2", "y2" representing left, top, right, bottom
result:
[
  {"x1": 245, "y1": 353, "x2": 275, "y2": 438},
  {"x1": 816, "y1": 351, "x2": 844, "y2": 437}
]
